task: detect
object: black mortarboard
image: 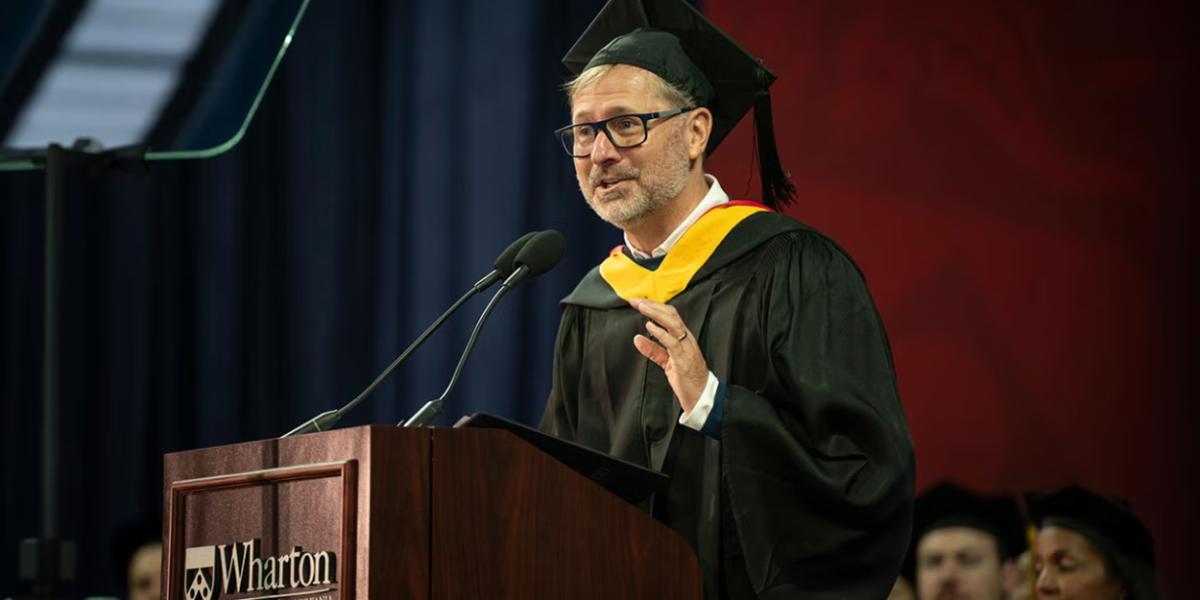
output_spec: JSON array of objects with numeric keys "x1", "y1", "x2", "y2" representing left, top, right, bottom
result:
[
  {"x1": 903, "y1": 481, "x2": 1029, "y2": 581},
  {"x1": 1026, "y1": 485, "x2": 1155, "y2": 568},
  {"x1": 562, "y1": 0, "x2": 796, "y2": 209}
]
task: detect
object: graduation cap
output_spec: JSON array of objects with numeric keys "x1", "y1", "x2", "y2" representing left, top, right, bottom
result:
[
  {"x1": 562, "y1": 0, "x2": 796, "y2": 210},
  {"x1": 903, "y1": 481, "x2": 1029, "y2": 581},
  {"x1": 1026, "y1": 485, "x2": 1155, "y2": 569}
]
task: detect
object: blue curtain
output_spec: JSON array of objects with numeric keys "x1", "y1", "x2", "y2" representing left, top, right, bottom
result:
[{"x1": 0, "y1": 0, "x2": 616, "y2": 594}]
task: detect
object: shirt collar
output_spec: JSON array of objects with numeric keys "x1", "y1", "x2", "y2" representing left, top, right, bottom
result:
[{"x1": 625, "y1": 174, "x2": 729, "y2": 259}]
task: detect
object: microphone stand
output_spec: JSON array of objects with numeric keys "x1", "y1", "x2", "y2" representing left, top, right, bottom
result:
[
  {"x1": 401, "y1": 267, "x2": 526, "y2": 427},
  {"x1": 15, "y1": 143, "x2": 147, "y2": 600},
  {"x1": 281, "y1": 270, "x2": 496, "y2": 437}
]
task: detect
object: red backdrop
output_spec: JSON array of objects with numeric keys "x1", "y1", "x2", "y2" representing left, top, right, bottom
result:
[{"x1": 705, "y1": 1, "x2": 1198, "y2": 595}]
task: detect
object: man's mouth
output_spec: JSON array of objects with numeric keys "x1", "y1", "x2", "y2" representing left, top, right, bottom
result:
[{"x1": 596, "y1": 176, "x2": 629, "y2": 192}]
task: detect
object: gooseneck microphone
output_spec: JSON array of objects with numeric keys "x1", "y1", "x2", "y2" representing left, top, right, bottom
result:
[
  {"x1": 402, "y1": 229, "x2": 566, "y2": 427},
  {"x1": 280, "y1": 231, "x2": 539, "y2": 438}
]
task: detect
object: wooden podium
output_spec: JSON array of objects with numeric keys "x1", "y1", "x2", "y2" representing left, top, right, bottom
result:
[{"x1": 162, "y1": 426, "x2": 702, "y2": 599}]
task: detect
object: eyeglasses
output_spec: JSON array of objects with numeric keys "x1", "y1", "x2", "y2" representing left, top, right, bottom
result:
[{"x1": 554, "y1": 107, "x2": 695, "y2": 158}]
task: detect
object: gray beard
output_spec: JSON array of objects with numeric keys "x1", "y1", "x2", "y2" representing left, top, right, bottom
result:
[{"x1": 580, "y1": 127, "x2": 691, "y2": 231}]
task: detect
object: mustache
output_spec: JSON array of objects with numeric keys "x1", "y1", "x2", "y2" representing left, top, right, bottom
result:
[{"x1": 589, "y1": 166, "x2": 640, "y2": 187}]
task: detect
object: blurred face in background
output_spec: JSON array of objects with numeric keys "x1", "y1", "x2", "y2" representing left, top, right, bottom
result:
[
  {"x1": 916, "y1": 527, "x2": 1005, "y2": 600},
  {"x1": 889, "y1": 576, "x2": 916, "y2": 600},
  {"x1": 1034, "y1": 526, "x2": 1125, "y2": 599},
  {"x1": 1007, "y1": 550, "x2": 1034, "y2": 600},
  {"x1": 128, "y1": 542, "x2": 161, "y2": 600}
]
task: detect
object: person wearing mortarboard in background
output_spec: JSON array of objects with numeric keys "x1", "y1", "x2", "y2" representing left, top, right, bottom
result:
[
  {"x1": 900, "y1": 482, "x2": 1028, "y2": 600},
  {"x1": 888, "y1": 576, "x2": 917, "y2": 600},
  {"x1": 537, "y1": 0, "x2": 915, "y2": 597},
  {"x1": 112, "y1": 518, "x2": 162, "y2": 600},
  {"x1": 1027, "y1": 485, "x2": 1161, "y2": 600},
  {"x1": 1010, "y1": 543, "x2": 1036, "y2": 600}
]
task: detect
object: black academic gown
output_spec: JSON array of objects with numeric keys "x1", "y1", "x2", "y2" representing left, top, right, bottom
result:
[{"x1": 539, "y1": 210, "x2": 915, "y2": 600}]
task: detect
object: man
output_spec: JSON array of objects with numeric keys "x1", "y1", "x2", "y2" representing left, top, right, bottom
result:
[
  {"x1": 889, "y1": 577, "x2": 917, "y2": 600},
  {"x1": 538, "y1": 1, "x2": 914, "y2": 598},
  {"x1": 1027, "y1": 485, "x2": 1160, "y2": 599},
  {"x1": 112, "y1": 520, "x2": 162, "y2": 600},
  {"x1": 906, "y1": 482, "x2": 1028, "y2": 600}
]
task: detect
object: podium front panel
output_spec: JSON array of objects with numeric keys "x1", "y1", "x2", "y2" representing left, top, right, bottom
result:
[
  {"x1": 166, "y1": 461, "x2": 356, "y2": 600},
  {"x1": 164, "y1": 426, "x2": 698, "y2": 599},
  {"x1": 162, "y1": 427, "x2": 431, "y2": 600}
]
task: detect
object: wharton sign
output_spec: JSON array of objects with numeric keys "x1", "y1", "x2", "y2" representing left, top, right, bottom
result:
[
  {"x1": 184, "y1": 539, "x2": 337, "y2": 600},
  {"x1": 164, "y1": 458, "x2": 358, "y2": 600}
]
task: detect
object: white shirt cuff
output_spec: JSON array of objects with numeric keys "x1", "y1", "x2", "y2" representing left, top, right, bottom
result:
[{"x1": 679, "y1": 371, "x2": 720, "y2": 431}]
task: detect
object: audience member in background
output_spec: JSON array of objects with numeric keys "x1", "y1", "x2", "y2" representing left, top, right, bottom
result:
[
  {"x1": 888, "y1": 575, "x2": 916, "y2": 600},
  {"x1": 112, "y1": 519, "x2": 161, "y2": 600},
  {"x1": 1009, "y1": 547, "x2": 1035, "y2": 600},
  {"x1": 1027, "y1": 485, "x2": 1160, "y2": 600},
  {"x1": 907, "y1": 481, "x2": 1028, "y2": 600}
]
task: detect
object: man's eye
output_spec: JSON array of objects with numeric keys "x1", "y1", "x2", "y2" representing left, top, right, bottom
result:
[
  {"x1": 576, "y1": 126, "x2": 596, "y2": 138},
  {"x1": 615, "y1": 118, "x2": 639, "y2": 130}
]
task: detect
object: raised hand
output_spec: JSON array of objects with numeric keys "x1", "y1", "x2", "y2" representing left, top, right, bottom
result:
[{"x1": 629, "y1": 297, "x2": 709, "y2": 414}]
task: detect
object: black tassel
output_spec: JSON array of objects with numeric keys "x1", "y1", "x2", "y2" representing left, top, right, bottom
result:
[{"x1": 753, "y1": 67, "x2": 796, "y2": 210}]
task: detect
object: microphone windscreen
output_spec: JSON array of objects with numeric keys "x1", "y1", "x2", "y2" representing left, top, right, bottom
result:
[
  {"x1": 495, "y1": 231, "x2": 538, "y2": 275},
  {"x1": 514, "y1": 229, "x2": 566, "y2": 277}
]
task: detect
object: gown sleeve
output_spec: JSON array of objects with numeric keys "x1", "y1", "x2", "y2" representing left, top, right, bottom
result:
[{"x1": 722, "y1": 232, "x2": 915, "y2": 600}]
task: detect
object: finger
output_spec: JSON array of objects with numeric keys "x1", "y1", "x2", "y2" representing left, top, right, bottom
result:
[
  {"x1": 631, "y1": 298, "x2": 683, "y2": 329},
  {"x1": 645, "y1": 319, "x2": 685, "y2": 350},
  {"x1": 631, "y1": 299, "x2": 691, "y2": 346},
  {"x1": 633, "y1": 334, "x2": 669, "y2": 367},
  {"x1": 651, "y1": 319, "x2": 692, "y2": 346}
]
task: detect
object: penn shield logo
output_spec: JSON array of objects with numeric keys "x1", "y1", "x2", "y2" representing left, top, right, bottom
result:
[
  {"x1": 183, "y1": 539, "x2": 337, "y2": 599},
  {"x1": 184, "y1": 546, "x2": 216, "y2": 600}
]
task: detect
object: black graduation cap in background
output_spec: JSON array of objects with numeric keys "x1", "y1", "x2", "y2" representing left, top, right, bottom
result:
[
  {"x1": 902, "y1": 481, "x2": 1029, "y2": 581},
  {"x1": 1026, "y1": 485, "x2": 1155, "y2": 568},
  {"x1": 562, "y1": 0, "x2": 796, "y2": 209}
]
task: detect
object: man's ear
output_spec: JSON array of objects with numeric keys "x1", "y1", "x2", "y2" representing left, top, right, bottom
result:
[{"x1": 687, "y1": 107, "x2": 713, "y2": 160}]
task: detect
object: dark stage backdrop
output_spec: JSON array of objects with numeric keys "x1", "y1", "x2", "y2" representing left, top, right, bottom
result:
[
  {"x1": 0, "y1": 0, "x2": 614, "y2": 594},
  {"x1": 1, "y1": 0, "x2": 1195, "y2": 596}
]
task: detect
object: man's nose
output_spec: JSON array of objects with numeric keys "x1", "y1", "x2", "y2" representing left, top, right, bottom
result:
[
  {"x1": 1035, "y1": 569, "x2": 1058, "y2": 596},
  {"x1": 590, "y1": 129, "x2": 621, "y2": 165},
  {"x1": 937, "y1": 565, "x2": 960, "y2": 587}
]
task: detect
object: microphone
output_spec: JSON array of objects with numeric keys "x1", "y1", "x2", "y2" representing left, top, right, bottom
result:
[
  {"x1": 281, "y1": 231, "x2": 539, "y2": 438},
  {"x1": 472, "y1": 230, "x2": 539, "y2": 291},
  {"x1": 502, "y1": 229, "x2": 567, "y2": 288},
  {"x1": 402, "y1": 229, "x2": 566, "y2": 427}
]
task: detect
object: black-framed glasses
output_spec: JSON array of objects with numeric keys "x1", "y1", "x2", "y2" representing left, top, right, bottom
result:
[{"x1": 554, "y1": 107, "x2": 695, "y2": 158}]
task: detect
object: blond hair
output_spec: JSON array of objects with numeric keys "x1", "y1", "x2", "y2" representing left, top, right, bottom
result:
[{"x1": 564, "y1": 64, "x2": 697, "y2": 109}]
